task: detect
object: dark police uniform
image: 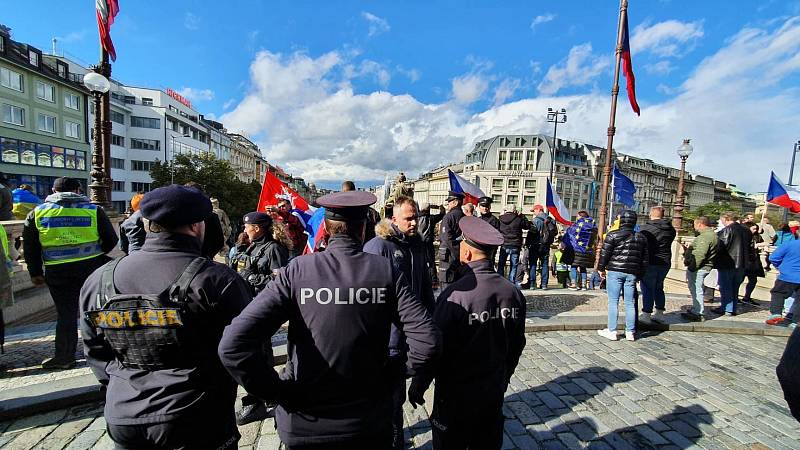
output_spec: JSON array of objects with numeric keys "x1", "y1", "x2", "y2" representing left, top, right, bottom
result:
[
  {"x1": 232, "y1": 212, "x2": 290, "y2": 295},
  {"x1": 412, "y1": 216, "x2": 527, "y2": 450},
  {"x1": 79, "y1": 185, "x2": 252, "y2": 449},
  {"x1": 477, "y1": 196, "x2": 501, "y2": 230},
  {"x1": 219, "y1": 191, "x2": 441, "y2": 449},
  {"x1": 437, "y1": 191, "x2": 465, "y2": 290}
]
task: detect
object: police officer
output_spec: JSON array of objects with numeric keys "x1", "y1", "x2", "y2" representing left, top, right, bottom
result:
[
  {"x1": 476, "y1": 196, "x2": 501, "y2": 230},
  {"x1": 23, "y1": 177, "x2": 118, "y2": 369},
  {"x1": 79, "y1": 185, "x2": 251, "y2": 449},
  {"x1": 409, "y1": 216, "x2": 527, "y2": 450},
  {"x1": 438, "y1": 191, "x2": 465, "y2": 290},
  {"x1": 232, "y1": 211, "x2": 290, "y2": 296},
  {"x1": 219, "y1": 191, "x2": 441, "y2": 449}
]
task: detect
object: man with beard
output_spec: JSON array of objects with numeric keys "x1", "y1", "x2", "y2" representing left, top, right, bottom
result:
[{"x1": 364, "y1": 196, "x2": 435, "y2": 450}]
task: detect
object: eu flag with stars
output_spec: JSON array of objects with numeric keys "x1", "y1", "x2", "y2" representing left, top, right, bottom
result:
[{"x1": 613, "y1": 163, "x2": 636, "y2": 207}]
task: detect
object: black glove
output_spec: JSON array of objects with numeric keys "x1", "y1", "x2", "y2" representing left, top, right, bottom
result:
[{"x1": 408, "y1": 378, "x2": 427, "y2": 409}]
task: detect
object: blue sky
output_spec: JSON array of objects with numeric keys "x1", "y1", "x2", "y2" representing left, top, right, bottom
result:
[{"x1": 5, "y1": 0, "x2": 800, "y2": 192}]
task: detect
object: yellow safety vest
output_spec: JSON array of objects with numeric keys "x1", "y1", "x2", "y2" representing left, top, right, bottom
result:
[{"x1": 34, "y1": 202, "x2": 101, "y2": 265}]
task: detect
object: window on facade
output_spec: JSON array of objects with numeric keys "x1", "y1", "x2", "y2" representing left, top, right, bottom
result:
[
  {"x1": 131, "y1": 116, "x2": 160, "y2": 129},
  {"x1": 65, "y1": 149, "x2": 76, "y2": 169},
  {"x1": 498, "y1": 163, "x2": 506, "y2": 170},
  {"x1": 36, "y1": 81, "x2": 55, "y2": 102},
  {"x1": 130, "y1": 138, "x2": 160, "y2": 150},
  {"x1": 123, "y1": 96, "x2": 136, "y2": 105},
  {"x1": 491, "y1": 194, "x2": 502, "y2": 204},
  {"x1": 111, "y1": 134, "x2": 124, "y2": 147},
  {"x1": 523, "y1": 195, "x2": 536, "y2": 205},
  {"x1": 524, "y1": 179, "x2": 536, "y2": 190},
  {"x1": 65, "y1": 121, "x2": 80, "y2": 139},
  {"x1": 508, "y1": 179, "x2": 519, "y2": 189},
  {"x1": 111, "y1": 157, "x2": 125, "y2": 169},
  {"x1": 498, "y1": 150, "x2": 507, "y2": 162},
  {"x1": 142, "y1": 97, "x2": 153, "y2": 106},
  {"x1": 57, "y1": 62, "x2": 67, "y2": 78},
  {"x1": 582, "y1": 200, "x2": 588, "y2": 210},
  {"x1": 510, "y1": 150, "x2": 522, "y2": 161},
  {"x1": 132, "y1": 160, "x2": 155, "y2": 171},
  {"x1": 64, "y1": 93, "x2": 80, "y2": 110},
  {"x1": 49, "y1": 146, "x2": 64, "y2": 167},
  {"x1": 38, "y1": 114, "x2": 56, "y2": 133},
  {"x1": 112, "y1": 181, "x2": 125, "y2": 192},
  {"x1": 19, "y1": 141, "x2": 35, "y2": 165},
  {"x1": 2, "y1": 104, "x2": 24, "y2": 126},
  {"x1": 506, "y1": 195, "x2": 518, "y2": 205},
  {"x1": 36, "y1": 144, "x2": 51, "y2": 166},
  {"x1": 131, "y1": 182, "x2": 153, "y2": 192},
  {"x1": 110, "y1": 110, "x2": 124, "y2": 124},
  {"x1": 509, "y1": 163, "x2": 522, "y2": 170},
  {"x1": 1, "y1": 137, "x2": 18, "y2": 163},
  {"x1": 28, "y1": 49, "x2": 39, "y2": 66},
  {"x1": 0, "y1": 36, "x2": 4, "y2": 53},
  {"x1": 0, "y1": 67, "x2": 23, "y2": 92},
  {"x1": 491, "y1": 179, "x2": 503, "y2": 189}
]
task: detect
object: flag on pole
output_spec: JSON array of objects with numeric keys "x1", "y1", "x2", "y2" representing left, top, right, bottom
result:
[
  {"x1": 303, "y1": 207, "x2": 328, "y2": 254},
  {"x1": 546, "y1": 179, "x2": 573, "y2": 226},
  {"x1": 767, "y1": 172, "x2": 800, "y2": 213},
  {"x1": 257, "y1": 171, "x2": 311, "y2": 213},
  {"x1": 448, "y1": 169, "x2": 486, "y2": 205},
  {"x1": 95, "y1": 0, "x2": 120, "y2": 61},
  {"x1": 612, "y1": 163, "x2": 637, "y2": 207},
  {"x1": 621, "y1": 7, "x2": 640, "y2": 116}
]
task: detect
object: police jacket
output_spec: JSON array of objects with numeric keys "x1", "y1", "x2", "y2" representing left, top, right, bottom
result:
[
  {"x1": 415, "y1": 259, "x2": 526, "y2": 407},
  {"x1": 598, "y1": 211, "x2": 649, "y2": 277},
  {"x1": 418, "y1": 209, "x2": 444, "y2": 245},
  {"x1": 715, "y1": 222, "x2": 751, "y2": 270},
  {"x1": 364, "y1": 220, "x2": 436, "y2": 359},
  {"x1": 218, "y1": 234, "x2": 441, "y2": 446},
  {"x1": 119, "y1": 210, "x2": 146, "y2": 254},
  {"x1": 439, "y1": 207, "x2": 464, "y2": 263},
  {"x1": 79, "y1": 232, "x2": 252, "y2": 426},
  {"x1": 498, "y1": 212, "x2": 530, "y2": 247},
  {"x1": 639, "y1": 218, "x2": 676, "y2": 266},
  {"x1": 480, "y1": 213, "x2": 501, "y2": 231},
  {"x1": 231, "y1": 234, "x2": 289, "y2": 295},
  {"x1": 23, "y1": 192, "x2": 118, "y2": 279}
]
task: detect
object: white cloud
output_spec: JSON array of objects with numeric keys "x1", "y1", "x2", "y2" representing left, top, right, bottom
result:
[
  {"x1": 537, "y1": 43, "x2": 609, "y2": 95},
  {"x1": 631, "y1": 20, "x2": 704, "y2": 57},
  {"x1": 361, "y1": 12, "x2": 390, "y2": 37},
  {"x1": 223, "y1": 98, "x2": 236, "y2": 110},
  {"x1": 184, "y1": 12, "x2": 201, "y2": 31},
  {"x1": 451, "y1": 74, "x2": 489, "y2": 105},
  {"x1": 345, "y1": 60, "x2": 391, "y2": 88},
  {"x1": 530, "y1": 13, "x2": 556, "y2": 31},
  {"x1": 177, "y1": 87, "x2": 214, "y2": 102},
  {"x1": 220, "y1": 18, "x2": 800, "y2": 192},
  {"x1": 493, "y1": 78, "x2": 521, "y2": 106},
  {"x1": 398, "y1": 66, "x2": 421, "y2": 83},
  {"x1": 645, "y1": 60, "x2": 675, "y2": 75}
]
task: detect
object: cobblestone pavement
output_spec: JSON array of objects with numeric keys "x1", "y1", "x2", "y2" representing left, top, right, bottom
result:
[{"x1": 0, "y1": 330, "x2": 795, "y2": 449}]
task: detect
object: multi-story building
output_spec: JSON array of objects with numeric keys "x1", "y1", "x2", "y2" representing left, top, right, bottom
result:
[
  {"x1": 688, "y1": 175, "x2": 715, "y2": 211},
  {"x1": 409, "y1": 163, "x2": 463, "y2": 209},
  {"x1": 614, "y1": 154, "x2": 668, "y2": 218},
  {"x1": 202, "y1": 117, "x2": 231, "y2": 162},
  {"x1": 228, "y1": 133, "x2": 259, "y2": 183},
  {"x1": 0, "y1": 29, "x2": 91, "y2": 198}
]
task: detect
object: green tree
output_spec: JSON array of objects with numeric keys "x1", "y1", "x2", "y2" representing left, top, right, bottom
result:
[
  {"x1": 681, "y1": 202, "x2": 737, "y2": 235},
  {"x1": 150, "y1": 153, "x2": 262, "y2": 221}
]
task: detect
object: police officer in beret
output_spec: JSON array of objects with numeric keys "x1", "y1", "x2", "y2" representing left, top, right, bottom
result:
[
  {"x1": 409, "y1": 216, "x2": 527, "y2": 450},
  {"x1": 219, "y1": 191, "x2": 441, "y2": 449},
  {"x1": 79, "y1": 185, "x2": 252, "y2": 449},
  {"x1": 438, "y1": 191, "x2": 465, "y2": 291}
]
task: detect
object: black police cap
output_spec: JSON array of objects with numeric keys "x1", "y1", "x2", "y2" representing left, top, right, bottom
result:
[
  {"x1": 317, "y1": 191, "x2": 377, "y2": 221},
  {"x1": 445, "y1": 191, "x2": 464, "y2": 202},
  {"x1": 243, "y1": 211, "x2": 272, "y2": 226},
  {"x1": 458, "y1": 216, "x2": 503, "y2": 251},
  {"x1": 139, "y1": 185, "x2": 212, "y2": 228},
  {"x1": 477, "y1": 196, "x2": 492, "y2": 206}
]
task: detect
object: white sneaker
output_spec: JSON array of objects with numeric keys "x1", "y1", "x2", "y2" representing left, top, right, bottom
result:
[
  {"x1": 652, "y1": 310, "x2": 665, "y2": 323},
  {"x1": 597, "y1": 328, "x2": 618, "y2": 341},
  {"x1": 639, "y1": 312, "x2": 652, "y2": 324},
  {"x1": 625, "y1": 331, "x2": 635, "y2": 341}
]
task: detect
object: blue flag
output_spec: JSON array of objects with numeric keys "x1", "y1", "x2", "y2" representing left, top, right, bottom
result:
[{"x1": 613, "y1": 163, "x2": 636, "y2": 207}]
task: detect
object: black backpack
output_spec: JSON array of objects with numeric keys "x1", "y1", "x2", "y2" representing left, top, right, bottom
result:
[
  {"x1": 540, "y1": 217, "x2": 558, "y2": 248},
  {"x1": 85, "y1": 257, "x2": 207, "y2": 370}
]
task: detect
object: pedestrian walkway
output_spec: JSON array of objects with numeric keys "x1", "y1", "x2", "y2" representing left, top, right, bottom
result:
[{"x1": 0, "y1": 330, "x2": 795, "y2": 449}]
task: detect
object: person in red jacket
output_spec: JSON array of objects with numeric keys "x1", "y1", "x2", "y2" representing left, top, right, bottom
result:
[{"x1": 268, "y1": 199, "x2": 306, "y2": 258}]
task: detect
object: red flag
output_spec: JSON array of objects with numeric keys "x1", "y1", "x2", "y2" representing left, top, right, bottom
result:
[
  {"x1": 96, "y1": 0, "x2": 120, "y2": 61},
  {"x1": 621, "y1": 9, "x2": 640, "y2": 116},
  {"x1": 257, "y1": 171, "x2": 311, "y2": 213}
]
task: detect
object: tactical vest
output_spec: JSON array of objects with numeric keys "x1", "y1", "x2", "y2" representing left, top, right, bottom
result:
[
  {"x1": 34, "y1": 202, "x2": 101, "y2": 265},
  {"x1": 85, "y1": 257, "x2": 207, "y2": 370},
  {"x1": 553, "y1": 251, "x2": 570, "y2": 272},
  {"x1": 232, "y1": 240, "x2": 278, "y2": 284}
]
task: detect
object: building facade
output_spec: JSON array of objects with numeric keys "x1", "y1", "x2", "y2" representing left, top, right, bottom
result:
[
  {"x1": 0, "y1": 30, "x2": 91, "y2": 199},
  {"x1": 228, "y1": 133, "x2": 259, "y2": 183}
]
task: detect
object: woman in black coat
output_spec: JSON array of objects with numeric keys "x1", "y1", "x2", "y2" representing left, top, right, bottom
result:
[{"x1": 741, "y1": 222, "x2": 765, "y2": 305}]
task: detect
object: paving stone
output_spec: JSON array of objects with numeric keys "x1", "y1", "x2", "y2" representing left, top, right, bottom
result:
[
  {"x1": 91, "y1": 433, "x2": 116, "y2": 450},
  {"x1": 256, "y1": 434, "x2": 282, "y2": 450},
  {"x1": 63, "y1": 430, "x2": 104, "y2": 450},
  {"x1": 3, "y1": 424, "x2": 57, "y2": 450}
]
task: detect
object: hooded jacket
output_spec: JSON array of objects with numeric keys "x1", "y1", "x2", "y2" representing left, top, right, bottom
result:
[
  {"x1": 119, "y1": 210, "x2": 146, "y2": 254},
  {"x1": 598, "y1": 211, "x2": 649, "y2": 276},
  {"x1": 715, "y1": 222, "x2": 751, "y2": 270},
  {"x1": 497, "y1": 212, "x2": 530, "y2": 247},
  {"x1": 364, "y1": 219, "x2": 435, "y2": 358},
  {"x1": 639, "y1": 218, "x2": 676, "y2": 266}
]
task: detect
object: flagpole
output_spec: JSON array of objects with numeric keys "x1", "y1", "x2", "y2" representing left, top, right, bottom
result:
[{"x1": 594, "y1": 0, "x2": 628, "y2": 270}]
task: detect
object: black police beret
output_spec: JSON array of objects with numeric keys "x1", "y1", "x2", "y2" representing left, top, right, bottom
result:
[
  {"x1": 243, "y1": 211, "x2": 272, "y2": 226},
  {"x1": 53, "y1": 177, "x2": 81, "y2": 192},
  {"x1": 459, "y1": 216, "x2": 503, "y2": 251},
  {"x1": 139, "y1": 185, "x2": 212, "y2": 227},
  {"x1": 317, "y1": 191, "x2": 377, "y2": 221}
]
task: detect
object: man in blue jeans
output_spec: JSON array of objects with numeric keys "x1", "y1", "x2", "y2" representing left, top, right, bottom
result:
[
  {"x1": 712, "y1": 212, "x2": 751, "y2": 316},
  {"x1": 639, "y1": 206, "x2": 676, "y2": 324},
  {"x1": 524, "y1": 205, "x2": 554, "y2": 289},
  {"x1": 680, "y1": 217, "x2": 717, "y2": 321},
  {"x1": 497, "y1": 206, "x2": 529, "y2": 286}
]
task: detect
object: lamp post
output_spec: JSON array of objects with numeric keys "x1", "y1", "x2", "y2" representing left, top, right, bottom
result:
[
  {"x1": 83, "y1": 71, "x2": 112, "y2": 208},
  {"x1": 672, "y1": 139, "x2": 693, "y2": 231},
  {"x1": 170, "y1": 133, "x2": 191, "y2": 184},
  {"x1": 546, "y1": 107, "x2": 567, "y2": 182}
]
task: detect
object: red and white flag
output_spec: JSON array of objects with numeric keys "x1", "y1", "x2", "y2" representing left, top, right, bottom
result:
[
  {"x1": 96, "y1": 0, "x2": 120, "y2": 61},
  {"x1": 257, "y1": 171, "x2": 311, "y2": 213}
]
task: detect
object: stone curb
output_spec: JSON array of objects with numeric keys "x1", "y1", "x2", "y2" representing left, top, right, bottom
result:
[{"x1": 524, "y1": 316, "x2": 793, "y2": 337}]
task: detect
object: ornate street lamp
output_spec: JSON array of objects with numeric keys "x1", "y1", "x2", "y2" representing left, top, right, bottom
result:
[
  {"x1": 83, "y1": 71, "x2": 112, "y2": 208},
  {"x1": 546, "y1": 107, "x2": 567, "y2": 182},
  {"x1": 672, "y1": 139, "x2": 694, "y2": 230}
]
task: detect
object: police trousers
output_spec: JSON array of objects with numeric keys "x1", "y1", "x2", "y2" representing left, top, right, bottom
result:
[
  {"x1": 431, "y1": 397, "x2": 504, "y2": 450},
  {"x1": 283, "y1": 431, "x2": 392, "y2": 450},
  {"x1": 107, "y1": 415, "x2": 239, "y2": 450}
]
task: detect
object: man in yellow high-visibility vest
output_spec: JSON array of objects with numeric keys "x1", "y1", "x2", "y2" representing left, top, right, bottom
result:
[{"x1": 23, "y1": 177, "x2": 118, "y2": 369}]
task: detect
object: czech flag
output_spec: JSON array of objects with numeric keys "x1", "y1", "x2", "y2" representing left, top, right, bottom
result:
[
  {"x1": 546, "y1": 179, "x2": 573, "y2": 226},
  {"x1": 448, "y1": 169, "x2": 486, "y2": 205},
  {"x1": 767, "y1": 172, "x2": 800, "y2": 213},
  {"x1": 621, "y1": 7, "x2": 640, "y2": 116}
]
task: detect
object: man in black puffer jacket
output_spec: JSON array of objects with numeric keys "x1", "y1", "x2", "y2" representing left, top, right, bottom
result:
[
  {"x1": 597, "y1": 210, "x2": 649, "y2": 342},
  {"x1": 497, "y1": 205, "x2": 529, "y2": 288},
  {"x1": 639, "y1": 206, "x2": 677, "y2": 324}
]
